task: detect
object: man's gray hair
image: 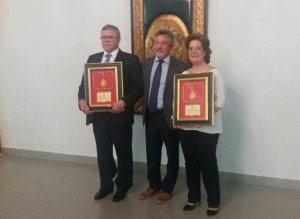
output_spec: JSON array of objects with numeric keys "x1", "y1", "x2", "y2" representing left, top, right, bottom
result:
[
  {"x1": 155, "y1": 29, "x2": 174, "y2": 45},
  {"x1": 101, "y1": 24, "x2": 121, "y2": 38}
]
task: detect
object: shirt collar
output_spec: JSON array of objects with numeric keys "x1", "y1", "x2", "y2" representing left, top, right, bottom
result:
[
  {"x1": 104, "y1": 48, "x2": 119, "y2": 58},
  {"x1": 154, "y1": 55, "x2": 170, "y2": 64}
]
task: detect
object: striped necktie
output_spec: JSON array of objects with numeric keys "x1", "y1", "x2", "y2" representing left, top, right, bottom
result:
[{"x1": 104, "y1": 53, "x2": 112, "y2": 62}]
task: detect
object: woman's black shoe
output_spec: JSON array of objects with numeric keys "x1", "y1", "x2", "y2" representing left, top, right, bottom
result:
[
  {"x1": 183, "y1": 202, "x2": 200, "y2": 211},
  {"x1": 207, "y1": 209, "x2": 218, "y2": 216},
  {"x1": 183, "y1": 204, "x2": 194, "y2": 211}
]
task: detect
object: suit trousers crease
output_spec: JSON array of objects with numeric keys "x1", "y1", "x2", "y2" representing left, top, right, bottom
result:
[
  {"x1": 179, "y1": 130, "x2": 220, "y2": 207},
  {"x1": 93, "y1": 113, "x2": 133, "y2": 193},
  {"x1": 145, "y1": 111, "x2": 179, "y2": 192}
]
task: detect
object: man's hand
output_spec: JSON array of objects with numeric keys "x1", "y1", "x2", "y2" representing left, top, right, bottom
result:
[
  {"x1": 79, "y1": 99, "x2": 93, "y2": 115},
  {"x1": 171, "y1": 115, "x2": 180, "y2": 129},
  {"x1": 110, "y1": 100, "x2": 126, "y2": 114}
]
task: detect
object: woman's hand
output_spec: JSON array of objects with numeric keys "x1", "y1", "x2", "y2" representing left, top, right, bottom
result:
[
  {"x1": 193, "y1": 124, "x2": 203, "y2": 128},
  {"x1": 171, "y1": 115, "x2": 203, "y2": 129}
]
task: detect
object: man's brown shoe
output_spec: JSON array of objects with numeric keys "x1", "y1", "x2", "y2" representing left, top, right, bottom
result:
[
  {"x1": 139, "y1": 187, "x2": 158, "y2": 199},
  {"x1": 156, "y1": 192, "x2": 172, "y2": 204}
]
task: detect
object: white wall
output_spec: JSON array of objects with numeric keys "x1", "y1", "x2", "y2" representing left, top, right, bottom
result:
[
  {"x1": 0, "y1": 0, "x2": 133, "y2": 157},
  {"x1": 208, "y1": 0, "x2": 300, "y2": 180},
  {"x1": 1, "y1": 0, "x2": 300, "y2": 181}
]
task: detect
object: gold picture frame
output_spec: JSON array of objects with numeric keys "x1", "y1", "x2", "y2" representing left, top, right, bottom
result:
[
  {"x1": 84, "y1": 62, "x2": 124, "y2": 112},
  {"x1": 173, "y1": 72, "x2": 214, "y2": 127}
]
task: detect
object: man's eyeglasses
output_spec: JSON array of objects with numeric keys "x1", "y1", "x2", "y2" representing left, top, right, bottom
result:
[{"x1": 100, "y1": 36, "x2": 116, "y2": 41}]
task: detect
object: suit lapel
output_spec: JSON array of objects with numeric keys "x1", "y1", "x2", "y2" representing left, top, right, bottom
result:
[
  {"x1": 146, "y1": 57, "x2": 155, "y2": 84},
  {"x1": 99, "y1": 52, "x2": 104, "y2": 62},
  {"x1": 115, "y1": 49, "x2": 123, "y2": 61},
  {"x1": 144, "y1": 57, "x2": 155, "y2": 102},
  {"x1": 164, "y1": 56, "x2": 176, "y2": 91}
]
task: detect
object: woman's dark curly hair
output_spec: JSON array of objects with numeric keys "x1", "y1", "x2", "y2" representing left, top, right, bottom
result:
[{"x1": 185, "y1": 33, "x2": 212, "y2": 64}]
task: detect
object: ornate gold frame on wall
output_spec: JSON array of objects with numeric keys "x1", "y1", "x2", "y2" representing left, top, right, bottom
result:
[{"x1": 131, "y1": 0, "x2": 208, "y2": 61}]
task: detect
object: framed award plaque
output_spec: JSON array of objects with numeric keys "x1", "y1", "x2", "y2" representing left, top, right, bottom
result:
[
  {"x1": 84, "y1": 62, "x2": 124, "y2": 112},
  {"x1": 173, "y1": 72, "x2": 214, "y2": 126}
]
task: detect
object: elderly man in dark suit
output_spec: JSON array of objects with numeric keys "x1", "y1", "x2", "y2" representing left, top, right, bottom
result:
[
  {"x1": 78, "y1": 24, "x2": 143, "y2": 202},
  {"x1": 139, "y1": 30, "x2": 188, "y2": 203}
]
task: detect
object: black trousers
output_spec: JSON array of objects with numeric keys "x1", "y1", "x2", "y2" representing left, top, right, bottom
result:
[
  {"x1": 92, "y1": 113, "x2": 133, "y2": 193},
  {"x1": 145, "y1": 110, "x2": 179, "y2": 192},
  {"x1": 179, "y1": 130, "x2": 220, "y2": 208}
]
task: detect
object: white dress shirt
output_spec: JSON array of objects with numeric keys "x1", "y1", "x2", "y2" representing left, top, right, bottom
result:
[
  {"x1": 148, "y1": 55, "x2": 170, "y2": 109},
  {"x1": 102, "y1": 48, "x2": 119, "y2": 63}
]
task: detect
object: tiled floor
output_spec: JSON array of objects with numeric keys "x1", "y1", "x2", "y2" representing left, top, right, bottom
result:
[{"x1": 0, "y1": 155, "x2": 299, "y2": 219}]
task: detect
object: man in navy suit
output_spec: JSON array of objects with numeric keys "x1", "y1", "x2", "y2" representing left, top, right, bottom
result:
[
  {"x1": 78, "y1": 24, "x2": 143, "y2": 202},
  {"x1": 139, "y1": 30, "x2": 188, "y2": 203}
]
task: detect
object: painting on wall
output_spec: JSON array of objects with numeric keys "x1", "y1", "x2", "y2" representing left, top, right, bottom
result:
[
  {"x1": 131, "y1": 0, "x2": 208, "y2": 62},
  {"x1": 131, "y1": 0, "x2": 208, "y2": 113}
]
